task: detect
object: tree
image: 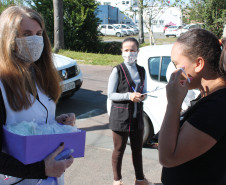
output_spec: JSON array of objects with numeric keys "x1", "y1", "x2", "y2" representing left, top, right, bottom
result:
[
  {"x1": 138, "y1": 0, "x2": 145, "y2": 44},
  {"x1": 143, "y1": 0, "x2": 168, "y2": 45},
  {"x1": 203, "y1": 0, "x2": 226, "y2": 38},
  {"x1": 0, "y1": 0, "x2": 24, "y2": 13},
  {"x1": 188, "y1": 0, "x2": 205, "y2": 23},
  {"x1": 25, "y1": 0, "x2": 101, "y2": 52},
  {"x1": 187, "y1": 0, "x2": 226, "y2": 38},
  {"x1": 53, "y1": 0, "x2": 64, "y2": 53}
]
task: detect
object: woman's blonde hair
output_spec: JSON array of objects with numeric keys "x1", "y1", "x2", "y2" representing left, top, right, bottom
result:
[{"x1": 0, "y1": 6, "x2": 62, "y2": 111}]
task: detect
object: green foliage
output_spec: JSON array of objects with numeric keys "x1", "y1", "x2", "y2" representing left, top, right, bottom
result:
[
  {"x1": 187, "y1": 0, "x2": 226, "y2": 38},
  {"x1": 203, "y1": 0, "x2": 226, "y2": 38},
  {"x1": 98, "y1": 42, "x2": 122, "y2": 55},
  {"x1": 0, "y1": 0, "x2": 24, "y2": 13},
  {"x1": 63, "y1": 0, "x2": 100, "y2": 52},
  {"x1": 25, "y1": 0, "x2": 101, "y2": 52}
]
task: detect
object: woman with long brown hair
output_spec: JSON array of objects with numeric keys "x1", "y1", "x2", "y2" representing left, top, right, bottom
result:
[{"x1": 0, "y1": 6, "x2": 74, "y2": 185}]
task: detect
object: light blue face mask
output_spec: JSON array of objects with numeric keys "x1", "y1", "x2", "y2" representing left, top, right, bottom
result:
[{"x1": 15, "y1": 35, "x2": 44, "y2": 63}]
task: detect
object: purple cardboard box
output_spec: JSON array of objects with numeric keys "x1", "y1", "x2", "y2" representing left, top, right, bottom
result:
[{"x1": 2, "y1": 127, "x2": 86, "y2": 164}]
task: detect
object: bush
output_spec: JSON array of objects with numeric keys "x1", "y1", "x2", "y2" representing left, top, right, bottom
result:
[
  {"x1": 98, "y1": 41, "x2": 122, "y2": 55},
  {"x1": 25, "y1": 0, "x2": 101, "y2": 52}
]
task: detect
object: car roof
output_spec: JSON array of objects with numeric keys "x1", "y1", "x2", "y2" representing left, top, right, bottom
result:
[
  {"x1": 139, "y1": 44, "x2": 173, "y2": 57},
  {"x1": 137, "y1": 44, "x2": 173, "y2": 66}
]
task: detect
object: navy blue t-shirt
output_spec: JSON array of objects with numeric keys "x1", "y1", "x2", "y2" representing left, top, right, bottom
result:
[{"x1": 162, "y1": 88, "x2": 226, "y2": 185}]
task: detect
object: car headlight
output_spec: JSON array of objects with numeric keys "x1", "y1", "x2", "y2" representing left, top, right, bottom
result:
[
  {"x1": 61, "y1": 69, "x2": 68, "y2": 80},
  {"x1": 75, "y1": 65, "x2": 80, "y2": 76}
]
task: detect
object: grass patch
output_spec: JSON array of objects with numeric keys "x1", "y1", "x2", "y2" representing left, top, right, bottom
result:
[
  {"x1": 58, "y1": 50, "x2": 123, "y2": 66},
  {"x1": 155, "y1": 37, "x2": 177, "y2": 44},
  {"x1": 57, "y1": 36, "x2": 176, "y2": 66}
]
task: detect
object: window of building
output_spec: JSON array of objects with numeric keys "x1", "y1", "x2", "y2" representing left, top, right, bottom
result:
[
  {"x1": 104, "y1": 2, "x2": 111, "y2": 5},
  {"x1": 152, "y1": 20, "x2": 157, "y2": 25},
  {"x1": 126, "y1": 1, "x2": 129, "y2": 4},
  {"x1": 159, "y1": 20, "x2": 164, "y2": 25},
  {"x1": 122, "y1": 1, "x2": 125, "y2": 4}
]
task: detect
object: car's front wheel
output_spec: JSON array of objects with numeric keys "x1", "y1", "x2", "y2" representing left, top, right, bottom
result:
[
  {"x1": 143, "y1": 112, "x2": 154, "y2": 146},
  {"x1": 116, "y1": 32, "x2": 121, "y2": 37},
  {"x1": 127, "y1": 112, "x2": 154, "y2": 146}
]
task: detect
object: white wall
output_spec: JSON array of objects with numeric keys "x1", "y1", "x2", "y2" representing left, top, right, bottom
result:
[{"x1": 144, "y1": 7, "x2": 182, "y2": 33}]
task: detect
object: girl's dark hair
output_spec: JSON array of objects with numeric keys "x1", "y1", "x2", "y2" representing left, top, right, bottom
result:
[
  {"x1": 122, "y1": 37, "x2": 139, "y2": 49},
  {"x1": 177, "y1": 28, "x2": 226, "y2": 76}
]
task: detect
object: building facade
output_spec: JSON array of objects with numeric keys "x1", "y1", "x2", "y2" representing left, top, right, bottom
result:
[
  {"x1": 96, "y1": 0, "x2": 182, "y2": 32},
  {"x1": 96, "y1": 0, "x2": 138, "y2": 25}
]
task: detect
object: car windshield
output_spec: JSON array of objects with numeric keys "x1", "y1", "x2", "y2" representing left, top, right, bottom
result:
[
  {"x1": 183, "y1": 25, "x2": 189, "y2": 29},
  {"x1": 169, "y1": 26, "x2": 177, "y2": 29}
]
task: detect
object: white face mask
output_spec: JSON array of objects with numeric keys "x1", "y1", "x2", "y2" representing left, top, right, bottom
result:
[
  {"x1": 15, "y1": 35, "x2": 44, "y2": 63},
  {"x1": 122, "y1": 51, "x2": 138, "y2": 65}
]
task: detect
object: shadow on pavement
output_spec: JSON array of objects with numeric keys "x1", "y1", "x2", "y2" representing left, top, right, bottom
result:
[
  {"x1": 56, "y1": 88, "x2": 107, "y2": 118},
  {"x1": 79, "y1": 123, "x2": 109, "y2": 132}
]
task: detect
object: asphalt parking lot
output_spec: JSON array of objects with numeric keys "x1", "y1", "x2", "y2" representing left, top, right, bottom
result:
[{"x1": 56, "y1": 64, "x2": 163, "y2": 185}]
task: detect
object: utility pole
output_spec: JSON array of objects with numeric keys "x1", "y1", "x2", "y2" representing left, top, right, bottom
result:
[
  {"x1": 53, "y1": 0, "x2": 64, "y2": 53},
  {"x1": 138, "y1": 0, "x2": 144, "y2": 44}
]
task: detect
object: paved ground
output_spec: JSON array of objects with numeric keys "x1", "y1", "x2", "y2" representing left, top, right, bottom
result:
[{"x1": 57, "y1": 65, "x2": 163, "y2": 185}]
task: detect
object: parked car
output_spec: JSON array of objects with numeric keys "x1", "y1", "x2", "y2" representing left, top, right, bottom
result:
[
  {"x1": 128, "y1": 25, "x2": 139, "y2": 35},
  {"x1": 53, "y1": 54, "x2": 83, "y2": 98},
  {"x1": 163, "y1": 24, "x2": 172, "y2": 33},
  {"x1": 107, "y1": 45, "x2": 199, "y2": 145},
  {"x1": 176, "y1": 24, "x2": 202, "y2": 37},
  {"x1": 165, "y1": 25, "x2": 182, "y2": 37},
  {"x1": 98, "y1": 24, "x2": 126, "y2": 37},
  {"x1": 113, "y1": 24, "x2": 137, "y2": 35}
]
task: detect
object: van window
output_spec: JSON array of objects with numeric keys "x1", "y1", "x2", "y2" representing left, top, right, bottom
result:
[
  {"x1": 148, "y1": 56, "x2": 171, "y2": 82},
  {"x1": 101, "y1": 25, "x2": 106, "y2": 29},
  {"x1": 148, "y1": 57, "x2": 160, "y2": 81},
  {"x1": 108, "y1": 25, "x2": 113, "y2": 29},
  {"x1": 160, "y1": 56, "x2": 171, "y2": 82}
]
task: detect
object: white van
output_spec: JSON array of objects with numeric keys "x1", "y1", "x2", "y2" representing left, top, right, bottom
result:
[{"x1": 98, "y1": 24, "x2": 126, "y2": 37}]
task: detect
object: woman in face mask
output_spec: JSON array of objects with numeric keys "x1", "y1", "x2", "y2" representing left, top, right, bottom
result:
[
  {"x1": 0, "y1": 6, "x2": 74, "y2": 185},
  {"x1": 107, "y1": 38, "x2": 153, "y2": 185}
]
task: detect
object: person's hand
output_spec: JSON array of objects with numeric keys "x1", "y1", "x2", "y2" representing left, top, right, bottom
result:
[
  {"x1": 56, "y1": 113, "x2": 76, "y2": 126},
  {"x1": 44, "y1": 143, "x2": 74, "y2": 177},
  {"x1": 166, "y1": 68, "x2": 190, "y2": 108},
  {"x1": 130, "y1": 92, "x2": 143, "y2": 102},
  {"x1": 140, "y1": 94, "x2": 147, "y2": 101}
]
